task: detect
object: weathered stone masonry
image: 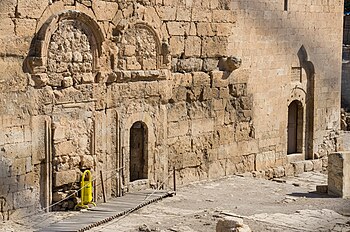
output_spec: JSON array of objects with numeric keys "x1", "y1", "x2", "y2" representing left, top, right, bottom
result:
[{"x1": 0, "y1": 0, "x2": 343, "y2": 218}]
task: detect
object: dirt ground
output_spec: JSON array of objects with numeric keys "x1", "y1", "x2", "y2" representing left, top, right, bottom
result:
[{"x1": 1, "y1": 172, "x2": 350, "y2": 232}]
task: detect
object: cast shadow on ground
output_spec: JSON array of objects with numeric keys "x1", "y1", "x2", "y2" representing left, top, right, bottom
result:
[{"x1": 287, "y1": 191, "x2": 338, "y2": 199}]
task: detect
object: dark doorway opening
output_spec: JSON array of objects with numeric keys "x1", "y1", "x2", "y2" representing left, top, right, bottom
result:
[
  {"x1": 288, "y1": 100, "x2": 303, "y2": 154},
  {"x1": 129, "y1": 121, "x2": 148, "y2": 182}
]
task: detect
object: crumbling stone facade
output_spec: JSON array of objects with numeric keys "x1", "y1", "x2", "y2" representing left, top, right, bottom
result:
[{"x1": 0, "y1": 0, "x2": 343, "y2": 218}]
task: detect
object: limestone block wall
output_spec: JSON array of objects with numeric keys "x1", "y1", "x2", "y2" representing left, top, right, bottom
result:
[
  {"x1": 328, "y1": 152, "x2": 350, "y2": 198},
  {"x1": 230, "y1": 0, "x2": 343, "y2": 163},
  {"x1": 0, "y1": 0, "x2": 343, "y2": 218},
  {"x1": 0, "y1": 115, "x2": 48, "y2": 219},
  {"x1": 342, "y1": 46, "x2": 350, "y2": 110}
]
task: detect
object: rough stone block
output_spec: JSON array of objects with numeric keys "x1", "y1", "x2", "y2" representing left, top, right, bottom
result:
[
  {"x1": 242, "y1": 154, "x2": 255, "y2": 172},
  {"x1": 192, "y1": 118, "x2": 214, "y2": 136},
  {"x1": 0, "y1": 18, "x2": 14, "y2": 40},
  {"x1": 4, "y1": 126, "x2": 24, "y2": 144},
  {"x1": 287, "y1": 153, "x2": 304, "y2": 163},
  {"x1": 0, "y1": 162, "x2": 10, "y2": 178},
  {"x1": 172, "y1": 86, "x2": 187, "y2": 102},
  {"x1": 192, "y1": 72, "x2": 210, "y2": 87},
  {"x1": 202, "y1": 37, "x2": 229, "y2": 58},
  {"x1": 252, "y1": 170, "x2": 265, "y2": 178},
  {"x1": 203, "y1": 59, "x2": 219, "y2": 72},
  {"x1": 55, "y1": 141, "x2": 76, "y2": 156},
  {"x1": 304, "y1": 160, "x2": 314, "y2": 172},
  {"x1": 25, "y1": 157, "x2": 32, "y2": 173},
  {"x1": 167, "y1": 22, "x2": 190, "y2": 36},
  {"x1": 177, "y1": 58, "x2": 203, "y2": 72},
  {"x1": 14, "y1": 19, "x2": 36, "y2": 37},
  {"x1": 17, "y1": 0, "x2": 47, "y2": 19},
  {"x1": 312, "y1": 159, "x2": 323, "y2": 172},
  {"x1": 52, "y1": 192, "x2": 68, "y2": 202},
  {"x1": 124, "y1": 45, "x2": 136, "y2": 57},
  {"x1": 80, "y1": 155, "x2": 94, "y2": 169},
  {"x1": 273, "y1": 166, "x2": 285, "y2": 178},
  {"x1": 3, "y1": 142, "x2": 31, "y2": 160},
  {"x1": 13, "y1": 189, "x2": 36, "y2": 209},
  {"x1": 173, "y1": 73, "x2": 192, "y2": 87},
  {"x1": 0, "y1": 0, "x2": 17, "y2": 16},
  {"x1": 328, "y1": 152, "x2": 350, "y2": 198},
  {"x1": 167, "y1": 102, "x2": 187, "y2": 122},
  {"x1": 284, "y1": 163, "x2": 294, "y2": 176},
  {"x1": 212, "y1": 99, "x2": 224, "y2": 111},
  {"x1": 169, "y1": 36, "x2": 185, "y2": 56},
  {"x1": 292, "y1": 161, "x2": 304, "y2": 176},
  {"x1": 126, "y1": 57, "x2": 141, "y2": 70},
  {"x1": 210, "y1": 71, "x2": 227, "y2": 88},
  {"x1": 184, "y1": 36, "x2": 201, "y2": 57},
  {"x1": 53, "y1": 125, "x2": 66, "y2": 141},
  {"x1": 217, "y1": 217, "x2": 244, "y2": 231},
  {"x1": 11, "y1": 158, "x2": 26, "y2": 176},
  {"x1": 31, "y1": 73, "x2": 48, "y2": 88},
  {"x1": 31, "y1": 116, "x2": 47, "y2": 165},
  {"x1": 235, "y1": 121, "x2": 253, "y2": 141},
  {"x1": 168, "y1": 121, "x2": 189, "y2": 138},
  {"x1": 212, "y1": 10, "x2": 237, "y2": 23},
  {"x1": 192, "y1": 9, "x2": 211, "y2": 22},
  {"x1": 216, "y1": 216, "x2": 251, "y2": 232},
  {"x1": 156, "y1": 6, "x2": 176, "y2": 21},
  {"x1": 265, "y1": 168, "x2": 274, "y2": 179},
  {"x1": 321, "y1": 156, "x2": 328, "y2": 167},
  {"x1": 255, "y1": 151, "x2": 275, "y2": 171},
  {"x1": 176, "y1": 7, "x2": 191, "y2": 21},
  {"x1": 54, "y1": 170, "x2": 78, "y2": 187},
  {"x1": 92, "y1": 1, "x2": 119, "y2": 21},
  {"x1": 183, "y1": 152, "x2": 200, "y2": 168},
  {"x1": 144, "y1": 7, "x2": 161, "y2": 29},
  {"x1": 208, "y1": 160, "x2": 225, "y2": 179},
  {"x1": 188, "y1": 22, "x2": 197, "y2": 35},
  {"x1": 197, "y1": 22, "x2": 215, "y2": 36},
  {"x1": 213, "y1": 23, "x2": 232, "y2": 36}
]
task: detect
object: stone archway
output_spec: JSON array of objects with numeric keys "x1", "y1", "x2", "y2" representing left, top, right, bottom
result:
[
  {"x1": 288, "y1": 100, "x2": 304, "y2": 154},
  {"x1": 129, "y1": 121, "x2": 148, "y2": 182}
]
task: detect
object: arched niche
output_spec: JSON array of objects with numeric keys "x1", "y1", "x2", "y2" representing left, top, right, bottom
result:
[
  {"x1": 122, "y1": 23, "x2": 161, "y2": 70},
  {"x1": 117, "y1": 22, "x2": 165, "y2": 71},
  {"x1": 26, "y1": 10, "x2": 105, "y2": 88}
]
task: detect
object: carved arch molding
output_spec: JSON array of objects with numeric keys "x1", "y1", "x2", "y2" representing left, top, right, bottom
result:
[{"x1": 26, "y1": 10, "x2": 168, "y2": 88}]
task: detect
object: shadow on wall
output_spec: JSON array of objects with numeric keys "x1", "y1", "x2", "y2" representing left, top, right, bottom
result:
[{"x1": 0, "y1": 153, "x2": 12, "y2": 221}]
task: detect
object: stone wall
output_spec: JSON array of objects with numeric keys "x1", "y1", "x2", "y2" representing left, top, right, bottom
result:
[
  {"x1": 328, "y1": 152, "x2": 350, "y2": 198},
  {"x1": 0, "y1": 0, "x2": 343, "y2": 218},
  {"x1": 342, "y1": 46, "x2": 350, "y2": 110}
]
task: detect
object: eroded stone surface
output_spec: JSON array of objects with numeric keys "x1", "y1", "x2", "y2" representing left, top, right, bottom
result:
[{"x1": 47, "y1": 21, "x2": 94, "y2": 87}]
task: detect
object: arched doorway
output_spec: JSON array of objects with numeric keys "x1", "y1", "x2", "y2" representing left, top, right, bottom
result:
[
  {"x1": 288, "y1": 100, "x2": 304, "y2": 154},
  {"x1": 129, "y1": 121, "x2": 148, "y2": 182}
]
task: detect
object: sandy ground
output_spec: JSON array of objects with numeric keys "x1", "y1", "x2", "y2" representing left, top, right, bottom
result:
[{"x1": 1, "y1": 172, "x2": 350, "y2": 232}]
